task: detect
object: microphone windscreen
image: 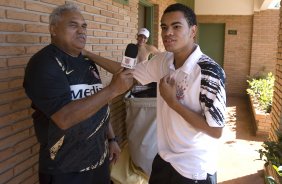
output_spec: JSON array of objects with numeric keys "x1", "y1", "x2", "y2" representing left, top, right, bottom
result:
[{"x1": 125, "y1": 43, "x2": 138, "y2": 58}]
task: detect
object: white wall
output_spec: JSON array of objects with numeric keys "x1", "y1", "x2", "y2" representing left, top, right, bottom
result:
[{"x1": 195, "y1": 0, "x2": 254, "y2": 15}]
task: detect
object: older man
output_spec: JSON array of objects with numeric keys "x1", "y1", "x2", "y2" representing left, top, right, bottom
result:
[{"x1": 23, "y1": 3, "x2": 133, "y2": 184}]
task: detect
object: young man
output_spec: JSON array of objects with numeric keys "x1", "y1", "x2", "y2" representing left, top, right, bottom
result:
[
  {"x1": 136, "y1": 28, "x2": 160, "y2": 62},
  {"x1": 133, "y1": 3, "x2": 226, "y2": 184},
  {"x1": 23, "y1": 3, "x2": 133, "y2": 184}
]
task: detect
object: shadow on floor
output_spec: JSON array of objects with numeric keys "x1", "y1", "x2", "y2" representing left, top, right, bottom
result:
[
  {"x1": 219, "y1": 170, "x2": 265, "y2": 184},
  {"x1": 217, "y1": 96, "x2": 266, "y2": 184},
  {"x1": 226, "y1": 96, "x2": 266, "y2": 142}
]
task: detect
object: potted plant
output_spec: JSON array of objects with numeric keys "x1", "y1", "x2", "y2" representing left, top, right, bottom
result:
[
  {"x1": 257, "y1": 131, "x2": 282, "y2": 183},
  {"x1": 246, "y1": 72, "x2": 275, "y2": 137},
  {"x1": 247, "y1": 72, "x2": 274, "y2": 113}
]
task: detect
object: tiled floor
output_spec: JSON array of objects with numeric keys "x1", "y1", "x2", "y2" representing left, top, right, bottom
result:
[
  {"x1": 112, "y1": 96, "x2": 268, "y2": 184},
  {"x1": 217, "y1": 96, "x2": 266, "y2": 184}
]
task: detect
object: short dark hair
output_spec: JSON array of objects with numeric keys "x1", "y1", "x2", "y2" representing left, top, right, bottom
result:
[{"x1": 163, "y1": 3, "x2": 197, "y2": 26}]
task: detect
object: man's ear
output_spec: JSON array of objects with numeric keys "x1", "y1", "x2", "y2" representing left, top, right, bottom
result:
[
  {"x1": 49, "y1": 24, "x2": 56, "y2": 37},
  {"x1": 191, "y1": 25, "x2": 197, "y2": 39}
]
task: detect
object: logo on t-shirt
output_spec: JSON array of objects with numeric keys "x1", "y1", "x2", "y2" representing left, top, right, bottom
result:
[{"x1": 70, "y1": 84, "x2": 103, "y2": 100}]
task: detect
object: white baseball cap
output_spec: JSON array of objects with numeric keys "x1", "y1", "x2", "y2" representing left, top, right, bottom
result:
[{"x1": 137, "y1": 28, "x2": 150, "y2": 38}]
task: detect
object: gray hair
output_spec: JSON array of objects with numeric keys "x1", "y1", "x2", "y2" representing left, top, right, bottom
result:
[{"x1": 49, "y1": 3, "x2": 81, "y2": 25}]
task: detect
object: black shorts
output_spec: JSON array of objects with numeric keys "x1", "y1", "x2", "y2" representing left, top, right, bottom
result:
[
  {"x1": 149, "y1": 154, "x2": 217, "y2": 184},
  {"x1": 39, "y1": 159, "x2": 110, "y2": 184}
]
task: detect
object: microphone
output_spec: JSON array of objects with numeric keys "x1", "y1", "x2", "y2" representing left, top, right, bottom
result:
[{"x1": 121, "y1": 43, "x2": 138, "y2": 69}]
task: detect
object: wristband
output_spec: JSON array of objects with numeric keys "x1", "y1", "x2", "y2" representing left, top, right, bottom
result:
[{"x1": 108, "y1": 136, "x2": 118, "y2": 143}]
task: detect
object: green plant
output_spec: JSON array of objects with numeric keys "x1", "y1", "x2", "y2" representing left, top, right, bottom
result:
[
  {"x1": 257, "y1": 131, "x2": 282, "y2": 168},
  {"x1": 247, "y1": 72, "x2": 275, "y2": 113}
]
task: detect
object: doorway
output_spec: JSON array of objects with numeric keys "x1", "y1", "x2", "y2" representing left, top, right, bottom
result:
[
  {"x1": 198, "y1": 23, "x2": 225, "y2": 67},
  {"x1": 138, "y1": 0, "x2": 154, "y2": 44}
]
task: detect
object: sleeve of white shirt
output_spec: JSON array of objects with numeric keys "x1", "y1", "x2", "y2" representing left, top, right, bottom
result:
[
  {"x1": 199, "y1": 61, "x2": 226, "y2": 127},
  {"x1": 133, "y1": 52, "x2": 166, "y2": 85}
]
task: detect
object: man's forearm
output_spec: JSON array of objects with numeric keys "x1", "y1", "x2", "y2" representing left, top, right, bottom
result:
[
  {"x1": 51, "y1": 69, "x2": 134, "y2": 130},
  {"x1": 51, "y1": 85, "x2": 117, "y2": 130},
  {"x1": 84, "y1": 50, "x2": 122, "y2": 74}
]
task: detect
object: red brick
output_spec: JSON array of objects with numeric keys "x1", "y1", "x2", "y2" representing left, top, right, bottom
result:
[
  {"x1": 10, "y1": 98, "x2": 31, "y2": 112},
  {"x1": 100, "y1": 38, "x2": 112, "y2": 44},
  {"x1": 0, "y1": 46, "x2": 25, "y2": 56},
  {"x1": 25, "y1": 1, "x2": 53, "y2": 14},
  {"x1": 0, "y1": 126, "x2": 12, "y2": 140},
  {"x1": 40, "y1": 36, "x2": 51, "y2": 43},
  {"x1": 101, "y1": 10, "x2": 113, "y2": 17},
  {"x1": 0, "y1": 147, "x2": 32, "y2": 172},
  {"x1": 0, "y1": 129, "x2": 30, "y2": 151},
  {"x1": 0, "y1": 169, "x2": 13, "y2": 183},
  {"x1": 0, "y1": 58, "x2": 7, "y2": 68},
  {"x1": 82, "y1": 13, "x2": 93, "y2": 21},
  {"x1": 31, "y1": 143, "x2": 40, "y2": 154},
  {"x1": 0, "y1": 109, "x2": 29, "y2": 128},
  {"x1": 112, "y1": 1, "x2": 124, "y2": 8},
  {"x1": 0, "y1": 136, "x2": 38, "y2": 161},
  {"x1": 0, "y1": 34, "x2": 5, "y2": 43},
  {"x1": 113, "y1": 39, "x2": 123, "y2": 44},
  {"x1": 101, "y1": 24, "x2": 112, "y2": 30},
  {"x1": 106, "y1": 45, "x2": 117, "y2": 50},
  {"x1": 107, "y1": 18, "x2": 119, "y2": 25},
  {"x1": 113, "y1": 13, "x2": 124, "y2": 20},
  {"x1": 113, "y1": 26, "x2": 123, "y2": 32},
  {"x1": 86, "y1": 37, "x2": 99, "y2": 44},
  {"x1": 85, "y1": 6, "x2": 100, "y2": 15},
  {"x1": 94, "y1": 1, "x2": 107, "y2": 10},
  {"x1": 8, "y1": 78, "x2": 23, "y2": 89},
  {"x1": 25, "y1": 45, "x2": 45, "y2": 54},
  {"x1": 107, "y1": 5, "x2": 119, "y2": 13},
  {"x1": 77, "y1": 0, "x2": 93, "y2": 5},
  {"x1": 106, "y1": 32, "x2": 117, "y2": 37},
  {"x1": 92, "y1": 45, "x2": 106, "y2": 51},
  {"x1": 86, "y1": 22, "x2": 100, "y2": 29},
  {"x1": 94, "y1": 16, "x2": 107, "y2": 23},
  {"x1": 14, "y1": 154, "x2": 38, "y2": 175},
  {"x1": 94, "y1": 31, "x2": 107, "y2": 37},
  {"x1": 0, "y1": 0, "x2": 24, "y2": 8},
  {"x1": 0, "y1": 9, "x2": 5, "y2": 18},
  {"x1": 0, "y1": 89, "x2": 26, "y2": 104},
  {"x1": 117, "y1": 33, "x2": 128, "y2": 38},
  {"x1": 13, "y1": 119, "x2": 33, "y2": 133},
  {"x1": 0, "y1": 98, "x2": 30, "y2": 117},
  {"x1": 25, "y1": 24, "x2": 49, "y2": 34},
  {"x1": 8, "y1": 56, "x2": 30, "y2": 67},
  {"x1": 6, "y1": 168, "x2": 33, "y2": 184},
  {"x1": 0, "y1": 68, "x2": 25, "y2": 79},
  {"x1": 21, "y1": 173, "x2": 39, "y2": 184},
  {"x1": 7, "y1": 34, "x2": 40, "y2": 43},
  {"x1": 40, "y1": 15, "x2": 49, "y2": 23},
  {"x1": 41, "y1": 0, "x2": 65, "y2": 6},
  {"x1": 6, "y1": 10, "x2": 40, "y2": 22},
  {"x1": 0, "y1": 22, "x2": 23, "y2": 32}
]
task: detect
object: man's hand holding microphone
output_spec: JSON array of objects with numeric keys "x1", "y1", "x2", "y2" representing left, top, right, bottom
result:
[{"x1": 82, "y1": 43, "x2": 139, "y2": 97}]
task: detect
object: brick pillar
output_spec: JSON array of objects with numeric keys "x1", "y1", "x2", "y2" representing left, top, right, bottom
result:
[{"x1": 270, "y1": 1, "x2": 282, "y2": 141}]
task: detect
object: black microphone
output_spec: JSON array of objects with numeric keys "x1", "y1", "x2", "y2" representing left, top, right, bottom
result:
[{"x1": 121, "y1": 43, "x2": 138, "y2": 69}]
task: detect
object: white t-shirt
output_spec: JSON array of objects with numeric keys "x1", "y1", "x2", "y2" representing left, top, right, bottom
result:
[{"x1": 133, "y1": 45, "x2": 226, "y2": 180}]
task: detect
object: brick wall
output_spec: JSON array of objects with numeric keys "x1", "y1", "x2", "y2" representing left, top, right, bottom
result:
[
  {"x1": 1, "y1": 0, "x2": 281, "y2": 183},
  {"x1": 250, "y1": 10, "x2": 279, "y2": 77},
  {"x1": 270, "y1": 2, "x2": 282, "y2": 141},
  {"x1": 197, "y1": 15, "x2": 253, "y2": 95},
  {"x1": 0, "y1": 0, "x2": 177, "y2": 183}
]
